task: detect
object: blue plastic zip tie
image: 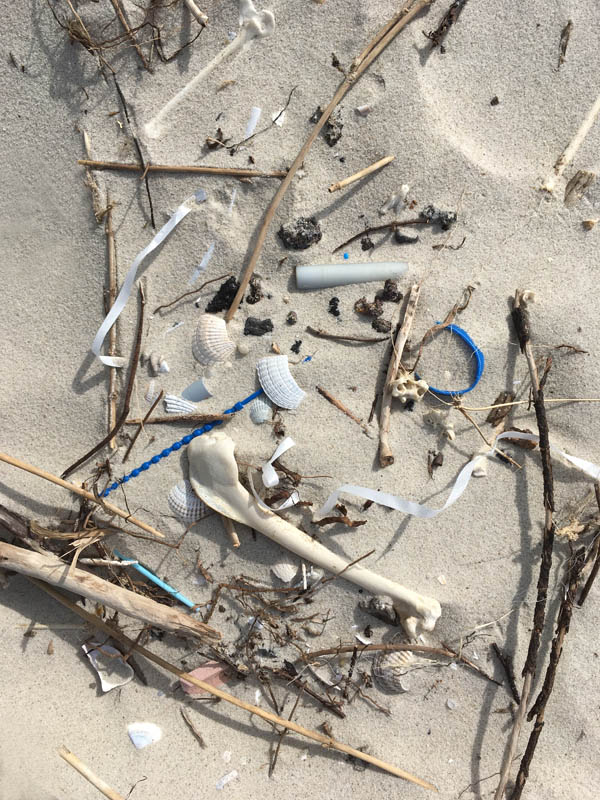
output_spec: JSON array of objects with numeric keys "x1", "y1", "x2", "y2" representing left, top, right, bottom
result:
[
  {"x1": 417, "y1": 323, "x2": 484, "y2": 397},
  {"x1": 113, "y1": 548, "x2": 196, "y2": 609},
  {"x1": 101, "y1": 387, "x2": 264, "y2": 498}
]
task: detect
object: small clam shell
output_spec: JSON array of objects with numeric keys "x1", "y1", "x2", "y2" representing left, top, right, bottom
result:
[
  {"x1": 256, "y1": 356, "x2": 305, "y2": 409},
  {"x1": 372, "y1": 650, "x2": 416, "y2": 694},
  {"x1": 192, "y1": 314, "x2": 235, "y2": 365},
  {"x1": 271, "y1": 557, "x2": 298, "y2": 583},
  {"x1": 168, "y1": 480, "x2": 206, "y2": 523},
  {"x1": 249, "y1": 394, "x2": 274, "y2": 424},
  {"x1": 164, "y1": 394, "x2": 197, "y2": 415}
]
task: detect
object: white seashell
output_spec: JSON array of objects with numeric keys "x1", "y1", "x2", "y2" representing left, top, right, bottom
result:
[
  {"x1": 356, "y1": 104, "x2": 373, "y2": 116},
  {"x1": 192, "y1": 315, "x2": 235, "y2": 365},
  {"x1": 372, "y1": 650, "x2": 417, "y2": 693},
  {"x1": 127, "y1": 722, "x2": 162, "y2": 749},
  {"x1": 158, "y1": 359, "x2": 169, "y2": 374},
  {"x1": 237, "y1": 342, "x2": 250, "y2": 356},
  {"x1": 168, "y1": 480, "x2": 206, "y2": 523},
  {"x1": 164, "y1": 394, "x2": 197, "y2": 415},
  {"x1": 271, "y1": 557, "x2": 298, "y2": 583},
  {"x1": 256, "y1": 356, "x2": 305, "y2": 409},
  {"x1": 82, "y1": 642, "x2": 134, "y2": 692},
  {"x1": 442, "y1": 420, "x2": 456, "y2": 441},
  {"x1": 145, "y1": 380, "x2": 159, "y2": 404},
  {"x1": 249, "y1": 394, "x2": 274, "y2": 424},
  {"x1": 149, "y1": 351, "x2": 169, "y2": 376}
]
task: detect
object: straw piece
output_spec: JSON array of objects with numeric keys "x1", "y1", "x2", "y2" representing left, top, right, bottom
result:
[{"x1": 328, "y1": 155, "x2": 394, "y2": 192}]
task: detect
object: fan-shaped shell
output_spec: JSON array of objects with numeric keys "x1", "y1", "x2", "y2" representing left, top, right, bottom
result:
[
  {"x1": 164, "y1": 394, "x2": 197, "y2": 415},
  {"x1": 372, "y1": 650, "x2": 417, "y2": 694},
  {"x1": 168, "y1": 480, "x2": 206, "y2": 523},
  {"x1": 271, "y1": 557, "x2": 298, "y2": 583},
  {"x1": 256, "y1": 356, "x2": 305, "y2": 409},
  {"x1": 127, "y1": 722, "x2": 162, "y2": 749},
  {"x1": 192, "y1": 315, "x2": 235, "y2": 365},
  {"x1": 249, "y1": 394, "x2": 274, "y2": 424}
]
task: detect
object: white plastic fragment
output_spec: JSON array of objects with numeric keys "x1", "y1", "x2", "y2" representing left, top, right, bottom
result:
[
  {"x1": 355, "y1": 104, "x2": 373, "y2": 116},
  {"x1": 296, "y1": 261, "x2": 408, "y2": 290},
  {"x1": 216, "y1": 770, "x2": 238, "y2": 790},
  {"x1": 272, "y1": 108, "x2": 286, "y2": 126},
  {"x1": 82, "y1": 642, "x2": 134, "y2": 692},
  {"x1": 127, "y1": 722, "x2": 162, "y2": 749},
  {"x1": 244, "y1": 106, "x2": 261, "y2": 139},
  {"x1": 144, "y1": 0, "x2": 275, "y2": 140},
  {"x1": 145, "y1": 380, "x2": 159, "y2": 404},
  {"x1": 437, "y1": 574, "x2": 447, "y2": 585},
  {"x1": 261, "y1": 437, "x2": 296, "y2": 487},
  {"x1": 181, "y1": 378, "x2": 212, "y2": 403},
  {"x1": 446, "y1": 698, "x2": 457, "y2": 710},
  {"x1": 189, "y1": 242, "x2": 215, "y2": 285}
]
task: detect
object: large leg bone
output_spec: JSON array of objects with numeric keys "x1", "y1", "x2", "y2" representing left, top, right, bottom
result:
[{"x1": 188, "y1": 432, "x2": 441, "y2": 635}]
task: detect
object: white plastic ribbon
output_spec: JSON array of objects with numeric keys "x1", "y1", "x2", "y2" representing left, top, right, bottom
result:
[
  {"x1": 261, "y1": 437, "x2": 296, "y2": 488},
  {"x1": 92, "y1": 189, "x2": 207, "y2": 366},
  {"x1": 316, "y1": 431, "x2": 600, "y2": 520},
  {"x1": 249, "y1": 471, "x2": 299, "y2": 512}
]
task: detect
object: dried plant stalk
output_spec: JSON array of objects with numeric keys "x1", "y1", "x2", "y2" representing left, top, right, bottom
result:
[
  {"x1": 328, "y1": 155, "x2": 395, "y2": 192},
  {"x1": 78, "y1": 159, "x2": 285, "y2": 179},
  {"x1": 58, "y1": 746, "x2": 125, "y2": 800}
]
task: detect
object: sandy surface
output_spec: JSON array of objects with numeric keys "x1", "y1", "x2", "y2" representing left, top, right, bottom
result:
[{"x1": 2, "y1": 1, "x2": 600, "y2": 798}]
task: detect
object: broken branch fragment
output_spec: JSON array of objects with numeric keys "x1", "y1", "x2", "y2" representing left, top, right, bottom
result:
[{"x1": 328, "y1": 155, "x2": 395, "y2": 192}]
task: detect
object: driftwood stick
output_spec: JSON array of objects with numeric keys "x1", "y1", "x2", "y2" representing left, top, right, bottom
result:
[
  {"x1": 58, "y1": 746, "x2": 125, "y2": 800},
  {"x1": 0, "y1": 541, "x2": 218, "y2": 640},
  {"x1": 0, "y1": 451, "x2": 164, "y2": 539},
  {"x1": 105, "y1": 197, "x2": 118, "y2": 449},
  {"x1": 328, "y1": 155, "x2": 395, "y2": 193},
  {"x1": 306, "y1": 326, "x2": 388, "y2": 344},
  {"x1": 494, "y1": 291, "x2": 556, "y2": 800},
  {"x1": 122, "y1": 390, "x2": 163, "y2": 463},
  {"x1": 31, "y1": 579, "x2": 437, "y2": 791},
  {"x1": 224, "y1": 0, "x2": 432, "y2": 322},
  {"x1": 379, "y1": 284, "x2": 421, "y2": 467},
  {"x1": 78, "y1": 159, "x2": 286, "y2": 179},
  {"x1": 316, "y1": 385, "x2": 371, "y2": 435},
  {"x1": 509, "y1": 549, "x2": 586, "y2": 799},
  {"x1": 124, "y1": 413, "x2": 228, "y2": 425}
]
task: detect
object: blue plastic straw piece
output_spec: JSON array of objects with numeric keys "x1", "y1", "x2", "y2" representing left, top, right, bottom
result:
[
  {"x1": 113, "y1": 548, "x2": 195, "y2": 609},
  {"x1": 101, "y1": 387, "x2": 264, "y2": 498},
  {"x1": 416, "y1": 323, "x2": 484, "y2": 397}
]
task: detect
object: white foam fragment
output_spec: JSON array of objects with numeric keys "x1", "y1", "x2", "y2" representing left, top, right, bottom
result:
[{"x1": 244, "y1": 106, "x2": 262, "y2": 138}]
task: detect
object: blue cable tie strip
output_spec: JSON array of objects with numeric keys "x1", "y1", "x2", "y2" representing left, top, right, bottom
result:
[
  {"x1": 101, "y1": 387, "x2": 264, "y2": 498},
  {"x1": 417, "y1": 323, "x2": 484, "y2": 397}
]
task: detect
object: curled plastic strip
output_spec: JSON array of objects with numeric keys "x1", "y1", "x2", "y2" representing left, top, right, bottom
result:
[
  {"x1": 92, "y1": 189, "x2": 207, "y2": 367},
  {"x1": 316, "y1": 430, "x2": 600, "y2": 520},
  {"x1": 417, "y1": 323, "x2": 484, "y2": 396},
  {"x1": 261, "y1": 437, "x2": 296, "y2": 488},
  {"x1": 249, "y1": 471, "x2": 299, "y2": 512}
]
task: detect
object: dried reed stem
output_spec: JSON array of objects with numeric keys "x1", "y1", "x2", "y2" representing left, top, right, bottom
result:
[
  {"x1": 224, "y1": 0, "x2": 432, "y2": 322},
  {"x1": 33, "y1": 579, "x2": 437, "y2": 791},
  {"x1": 379, "y1": 284, "x2": 420, "y2": 467},
  {"x1": 105, "y1": 196, "x2": 118, "y2": 449},
  {"x1": 58, "y1": 746, "x2": 125, "y2": 800},
  {"x1": 109, "y1": 0, "x2": 151, "y2": 71},
  {"x1": 0, "y1": 451, "x2": 164, "y2": 539},
  {"x1": 328, "y1": 155, "x2": 395, "y2": 192},
  {"x1": 78, "y1": 159, "x2": 285, "y2": 179}
]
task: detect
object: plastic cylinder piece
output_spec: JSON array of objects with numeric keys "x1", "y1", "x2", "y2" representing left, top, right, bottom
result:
[{"x1": 296, "y1": 261, "x2": 408, "y2": 290}]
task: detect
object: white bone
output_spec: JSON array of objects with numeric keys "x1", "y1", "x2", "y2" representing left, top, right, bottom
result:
[
  {"x1": 188, "y1": 431, "x2": 441, "y2": 636},
  {"x1": 145, "y1": 0, "x2": 275, "y2": 140}
]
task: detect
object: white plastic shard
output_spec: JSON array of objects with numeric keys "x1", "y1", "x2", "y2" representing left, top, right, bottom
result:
[
  {"x1": 256, "y1": 356, "x2": 305, "y2": 409},
  {"x1": 82, "y1": 642, "x2": 134, "y2": 692},
  {"x1": 296, "y1": 261, "x2": 408, "y2": 290},
  {"x1": 181, "y1": 378, "x2": 212, "y2": 403},
  {"x1": 144, "y1": 0, "x2": 275, "y2": 140},
  {"x1": 188, "y1": 431, "x2": 441, "y2": 636},
  {"x1": 261, "y1": 437, "x2": 295, "y2": 487},
  {"x1": 127, "y1": 722, "x2": 162, "y2": 749},
  {"x1": 244, "y1": 106, "x2": 262, "y2": 139}
]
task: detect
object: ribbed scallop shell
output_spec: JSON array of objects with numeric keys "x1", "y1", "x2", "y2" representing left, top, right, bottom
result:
[
  {"x1": 256, "y1": 356, "x2": 305, "y2": 409},
  {"x1": 271, "y1": 557, "x2": 298, "y2": 583},
  {"x1": 249, "y1": 394, "x2": 274, "y2": 424},
  {"x1": 192, "y1": 315, "x2": 235, "y2": 365},
  {"x1": 168, "y1": 480, "x2": 206, "y2": 523},
  {"x1": 372, "y1": 650, "x2": 416, "y2": 694},
  {"x1": 164, "y1": 394, "x2": 197, "y2": 415}
]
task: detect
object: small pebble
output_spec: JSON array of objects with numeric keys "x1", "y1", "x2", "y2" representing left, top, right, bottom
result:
[
  {"x1": 291, "y1": 340, "x2": 302, "y2": 354},
  {"x1": 446, "y1": 699, "x2": 457, "y2": 710},
  {"x1": 237, "y1": 342, "x2": 250, "y2": 356},
  {"x1": 372, "y1": 318, "x2": 391, "y2": 333},
  {"x1": 490, "y1": 95, "x2": 500, "y2": 106},
  {"x1": 278, "y1": 216, "x2": 322, "y2": 250},
  {"x1": 328, "y1": 297, "x2": 340, "y2": 317},
  {"x1": 244, "y1": 317, "x2": 273, "y2": 336},
  {"x1": 286, "y1": 311, "x2": 298, "y2": 325},
  {"x1": 361, "y1": 235, "x2": 374, "y2": 251}
]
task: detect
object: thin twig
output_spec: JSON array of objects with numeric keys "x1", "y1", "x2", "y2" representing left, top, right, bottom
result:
[
  {"x1": 180, "y1": 708, "x2": 207, "y2": 748},
  {"x1": 269, "y1": 689, "x2": 303, "y2": 777},
  {"x1": 328, "y1": 155, "x2": 395, "y2": 193},
  {"x1": 379, "y1": 284, "x2": 420, "y2": 467},
  {"x1": 58, "y1": 746, "x2": 125, "y2": 800},
  {"x1": 105, "y1": 196, "x2": 119, "y2": 449},
  {"x1": 316, "y1": 386, "x2": 371, "y2": 435},
  {"x1": 491, "y1": 643, "x2": 521, "y2": 704},
  {"x1": 78, "y1": 159, "x2": 286, "y2": 179},
  {"x1": 62, "y1": 285, "x2": 145, "y2": 479},
  {"x1": 224, "y1": 0, "x2": 433, "y2": 322},
  {"x1": 494, "y1": 290, "x2": 556, "y2": 800},
  {"x1": 333, "y1": 218, "x2": 429, "y2": 253},
  {"x1": 306, "y1": 326, "x2": 388, "y2": 344},
  {"x1": 153, "y1": 274, "x2": 231, "y2": 314},
  {"x1": 124, "y1": 413, "x2": 228, "y2": 425},
  {"x1": 0, "y1": 451, "x2": 164, "y2": 539},
  {"x1": 122, "y1": 390, "x2": 163, "y2": 463},
  {"x1": 109, "y1": 0, "x2": 151, "y2": 71},
  {"x1": 456, "y1": 405, "x2": 522, "y2": 471},
  {"x1": 31, "y1": 579, "x2": 437, "y2": 791}
]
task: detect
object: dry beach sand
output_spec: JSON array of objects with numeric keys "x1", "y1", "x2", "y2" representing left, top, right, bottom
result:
[{"x1": 1, "y1": 1, "x2": 600, "y2": 798}]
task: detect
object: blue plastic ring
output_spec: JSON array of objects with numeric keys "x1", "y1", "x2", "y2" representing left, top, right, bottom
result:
[{"x1": 416, "y1": 323, "x2": 484, "y2": 397}]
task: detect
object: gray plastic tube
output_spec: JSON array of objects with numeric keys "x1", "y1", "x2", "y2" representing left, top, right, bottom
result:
[{"x1": 296, "y1": 261, "x2": 408, "y2": 290}]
